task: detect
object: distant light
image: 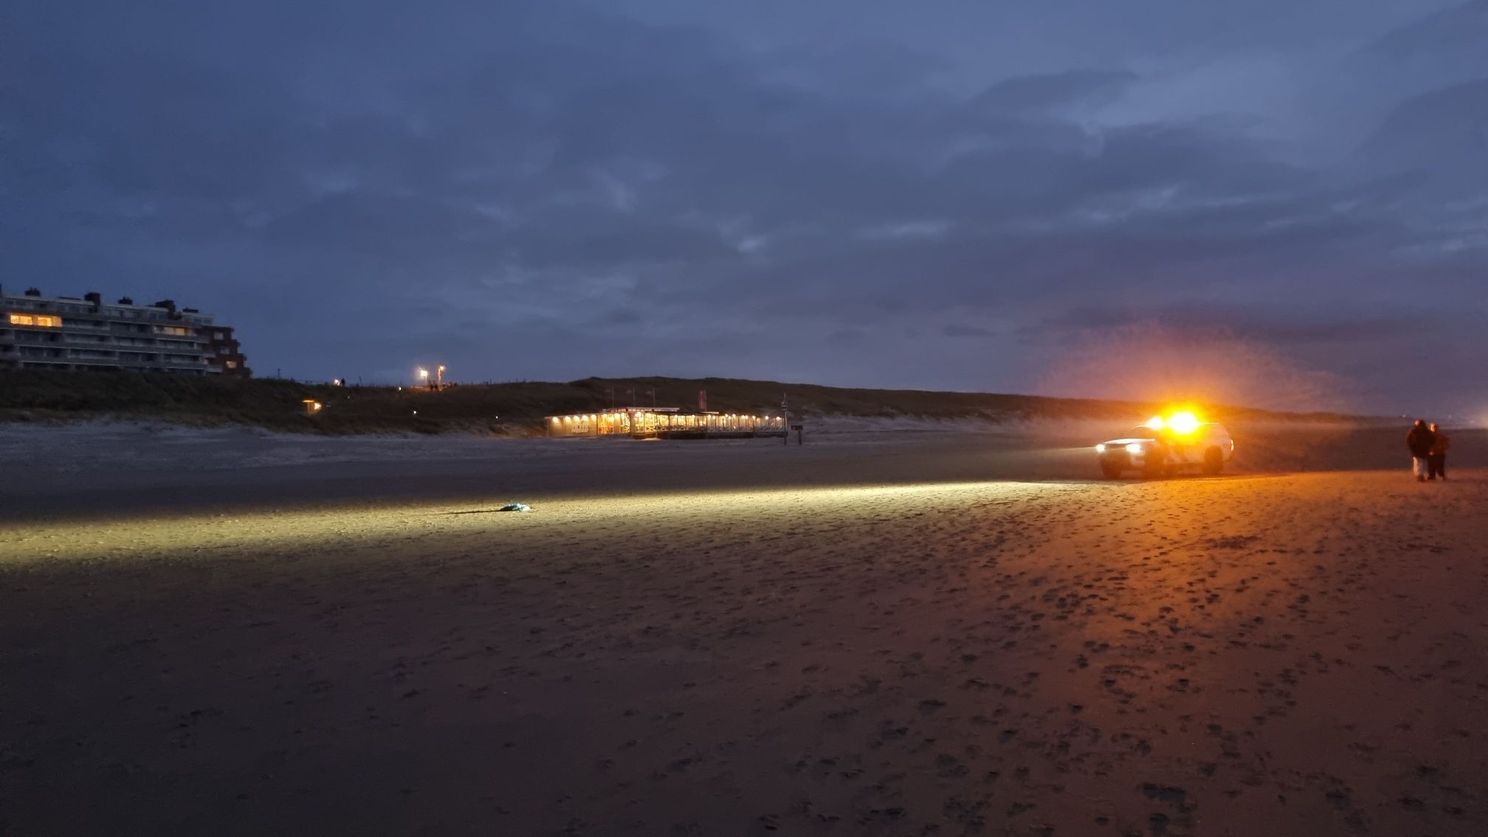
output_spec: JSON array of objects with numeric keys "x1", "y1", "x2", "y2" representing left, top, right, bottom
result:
[
  {"x1": 1144, "y1": 416, "x2": 1165, "y2": 430},
  {"x1": 1125, "y1": 443, "x2": 1143, "y2": 455},
  {"x1": 1095, "y1": 443, "x2": 1106, "y2": 453}
]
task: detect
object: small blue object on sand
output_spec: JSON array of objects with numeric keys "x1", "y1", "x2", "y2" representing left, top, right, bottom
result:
[{"x1": 498, "y1": 503, "x2": 531, "y2": 512}]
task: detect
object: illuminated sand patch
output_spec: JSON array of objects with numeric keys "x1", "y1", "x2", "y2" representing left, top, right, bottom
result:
[{"x1": 0, "y1": 481, "x2": 1074, "y2": 564}]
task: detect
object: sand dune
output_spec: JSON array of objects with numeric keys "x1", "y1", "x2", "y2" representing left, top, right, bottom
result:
[{"x1": 2, "y1": 424, "x2": 1484, "y2": 835}]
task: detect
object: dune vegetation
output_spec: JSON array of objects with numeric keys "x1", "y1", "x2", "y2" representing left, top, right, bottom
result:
[{"x1": 0, "y1": 369, "x2": 1356, "y2": 435}]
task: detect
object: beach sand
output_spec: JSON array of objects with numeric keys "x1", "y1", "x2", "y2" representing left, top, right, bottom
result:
[{"x1": 2, "y1": 421, "x2": 1485, "y2": 835}]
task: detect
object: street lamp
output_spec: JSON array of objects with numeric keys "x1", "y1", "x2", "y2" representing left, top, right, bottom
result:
[
  {"x1": 436, "y1": 364, "x2": 446, "y2": 390},
  {"x1": 417, "y1": 367, "x2": 429, "y2": 389}
]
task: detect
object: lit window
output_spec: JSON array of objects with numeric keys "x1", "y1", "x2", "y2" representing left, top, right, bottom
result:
[{"x1": 8, "y1": 313, "x2": 63, "y2": 328}]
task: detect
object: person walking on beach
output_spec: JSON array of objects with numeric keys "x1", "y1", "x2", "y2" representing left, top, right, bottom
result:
[
  {"x1": 1406, "y1": 419, "x2": 1436, "y2": 482},
  {"x1": 1428, "y1": 423, "x2": 1451, "y2": 481}
]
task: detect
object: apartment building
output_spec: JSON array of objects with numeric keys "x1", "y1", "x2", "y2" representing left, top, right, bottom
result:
[
  {"x1": 201, "y1": 325, "x2": 250, "y2": 376},
  {"x1": 0, "y1": 287, "x2": 250, "y2": 376}
]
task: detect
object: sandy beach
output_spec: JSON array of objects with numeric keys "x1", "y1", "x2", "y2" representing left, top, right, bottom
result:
[{"x1": 2, "y1": 421, "x2": 1485, "y2": 836}]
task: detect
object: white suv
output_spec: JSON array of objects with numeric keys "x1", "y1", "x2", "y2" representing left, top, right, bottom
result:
[{"x1": 1095, "y1": 417, "x2": 1235, "y2": 479}]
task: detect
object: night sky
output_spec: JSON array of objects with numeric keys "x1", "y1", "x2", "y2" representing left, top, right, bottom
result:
[{"x1": 6, "y1": 1, "x2": 1486, "y2": 415}]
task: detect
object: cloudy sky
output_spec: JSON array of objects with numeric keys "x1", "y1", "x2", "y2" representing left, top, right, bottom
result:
[{"x1": 6, "y1": 0, "x2": 1486, "y2": 414}]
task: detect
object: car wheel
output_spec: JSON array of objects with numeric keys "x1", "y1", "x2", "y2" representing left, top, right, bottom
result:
[
  {"x1": 1100, "y1": 461, "x2": 1122, "y2": 479},
  {"x1": 1202, "y1": 447, "x2": 1224, "y2": 475}
]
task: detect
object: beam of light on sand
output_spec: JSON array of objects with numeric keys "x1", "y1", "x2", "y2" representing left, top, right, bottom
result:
[{"x1": 0, "y1": 481, "x2": 1081, "y2": 564}]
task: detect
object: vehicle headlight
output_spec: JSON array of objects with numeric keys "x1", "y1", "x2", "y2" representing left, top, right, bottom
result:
[
  {"x1": 1125, "y1": 443, "x2": 1144, "y2": 455},
  {"x1": 1094, "y1": 443, "x2": 1106, "y2": 453}
]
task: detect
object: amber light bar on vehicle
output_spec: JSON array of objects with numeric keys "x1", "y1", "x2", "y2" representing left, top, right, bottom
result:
[{"x1": 1144, "y1": 410, "x2": 1202, "y2": 435}]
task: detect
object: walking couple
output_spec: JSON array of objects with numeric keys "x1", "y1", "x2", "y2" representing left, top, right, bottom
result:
[{"x1": 1406, "y1": 419, "x2": 1451, "y2": 482}]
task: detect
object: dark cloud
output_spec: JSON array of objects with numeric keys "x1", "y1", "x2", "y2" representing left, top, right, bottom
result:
[
  {"x1": 1355, "y1": 0, "x2": 1488, "y2": 82},
  {"x1": 967, "y1": 70, "x2": 1137, "y2": 116},
  {"x1": 1356, "y1": 80, "x2": 1488, "y2": 186},
  {"x1": 3, "y1": 0, "x2": 1486, "y2": 413},
  {"x1": 1035, "y1": 303, "x2": 1411, "y2": 346},
  {"x1": 942, "y1": 324, "x2": 996, "y2": 339}
]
